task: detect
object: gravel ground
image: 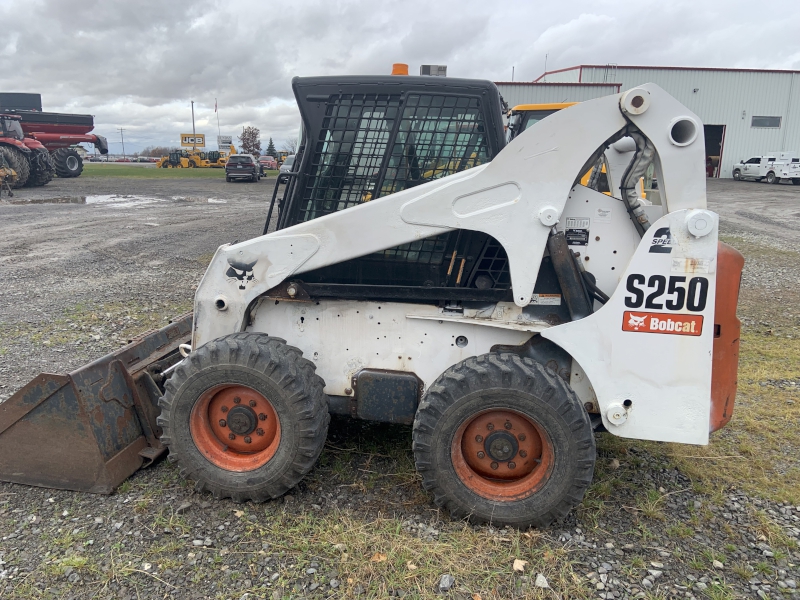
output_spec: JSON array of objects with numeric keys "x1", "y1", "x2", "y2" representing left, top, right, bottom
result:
[{"x1": 0, "y1": 177, "x2": 799, "y2": 599}]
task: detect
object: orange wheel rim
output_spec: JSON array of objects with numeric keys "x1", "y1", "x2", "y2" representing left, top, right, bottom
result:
[
  {"x1": 451, "y1": 409, "x2": 554, "y2": 501},
  {"x1": 190, "y1": 384, "x2": 281, "y2": 472}
]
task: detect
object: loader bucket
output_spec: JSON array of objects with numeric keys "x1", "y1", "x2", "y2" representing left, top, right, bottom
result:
[{"x1": 0, "y1": 313, "x2": 192, "y2": 494}]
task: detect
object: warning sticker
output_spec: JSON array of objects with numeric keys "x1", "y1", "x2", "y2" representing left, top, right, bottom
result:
[
  {"x1": 595, "y1": 207, "x2": 612, "y2": 223},
  {"x1": 671, "y1": 258, "x2": 712, "y2": 274},
  {"x1": 529, "y1": 293, "x2": 562, "y2": 306}
]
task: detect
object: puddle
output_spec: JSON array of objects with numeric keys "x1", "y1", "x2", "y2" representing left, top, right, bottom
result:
[
  {"x1": 170, "y1": 196, "x2": 228, "y2": 204},
  {"x1": 85, "y1": 194, "x2": 162, "y2": 208},
  {"x1": 8, "y1": 194, "x2": 163, "y2": 208},
  {"x1": 9, "y1": 196, "x2": 86, "y2": 204}
]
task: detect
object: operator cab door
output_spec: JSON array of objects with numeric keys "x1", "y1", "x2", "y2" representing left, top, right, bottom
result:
[{"x1": 278, "y1": 75, "x2": 509, "y2": 291}]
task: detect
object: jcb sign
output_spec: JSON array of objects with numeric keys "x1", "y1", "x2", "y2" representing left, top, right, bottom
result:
[{"x1": 180, "y1": 134, "x2": 205, "y2": 148}]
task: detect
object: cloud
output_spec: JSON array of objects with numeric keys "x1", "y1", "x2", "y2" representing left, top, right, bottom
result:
[{"x1": 1, "y1": 0, "x2": 798, "y2": 153}]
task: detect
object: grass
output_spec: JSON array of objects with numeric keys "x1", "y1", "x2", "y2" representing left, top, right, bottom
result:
[
  {"x1": 664, "y1": 287, "x2": 800, "y2": 501},
  {"x1": 81, "y1": 163, "x2": 279, "y2": 179}
]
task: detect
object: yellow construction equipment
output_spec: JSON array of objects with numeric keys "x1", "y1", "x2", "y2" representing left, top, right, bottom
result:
[
  {"x1": 507, "y1": 102, "x2": 648, "y2": 197},
  {"x1": 0, "y1": 152, "x2": 17, "y2": 197},
  {"x1": 156, "y1": 151, "x2": 190, "y2": 168},
  {"x1": 506, "y1": 102, "x2": 577, "y2": 137}
]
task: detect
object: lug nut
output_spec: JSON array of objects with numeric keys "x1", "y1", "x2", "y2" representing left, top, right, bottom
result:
[
  {"x1": 244, "y1": 436, "x2": 252, "y2": 444},
  {"x1": 518, "y1": 433, "x2": 526, "y2": 441},
  {"x1": 219, "y1": 419, "x2": 227, "y2": 427},
  {"x1": 504, "y1": 421, "x2": 512, "y2": 430},
  {"x1": 508, "y1": 461, "x2": 516, "y2": 469},
  {"x1": 258, "y1": 413, "x2": 266, "y2": 421},
  {"x1": 486, "y1": 423, "x2": 495, "y2": 431},
  {"x1": 221, "y1": 406, "x2": 229, "y2": 413},
  {"x1": 519, "y1": 450, "x2": 528, "y2": 458},
  {"x1": 228, "y1": 433, "x2": 236, "y2": 440},
  {"x1": 477, "y1": 451, "x2": 485, "y2": 459},
  {"x1": 475, "y1": 435, "x2": 483, "y2": 443},
  {"x1": 490, "y1": 462, "x2": 499, "y2": 470},
  {"x1": 249, "y1": 400, "x2": 257, "y2": 407},
  {"x1": 233, "y1": 396, "x2": 241, "y2": 404},
  {"x1": 256, "y1": 428, "x2": 265, "y2": 436}
]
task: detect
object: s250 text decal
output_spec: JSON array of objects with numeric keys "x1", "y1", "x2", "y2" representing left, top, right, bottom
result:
[{"x1": 624, "y1": 274, "x2": 708, "y2": 312}]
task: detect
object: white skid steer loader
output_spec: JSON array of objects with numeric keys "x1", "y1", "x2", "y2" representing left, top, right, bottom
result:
[{"x1": 0, "y1": 76, "x2": 743, "y2": 528}]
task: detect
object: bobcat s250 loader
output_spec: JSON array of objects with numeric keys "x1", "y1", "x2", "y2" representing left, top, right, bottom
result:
[{"x1": 0, "y1": 77, "x2": 743, "y2": 527}]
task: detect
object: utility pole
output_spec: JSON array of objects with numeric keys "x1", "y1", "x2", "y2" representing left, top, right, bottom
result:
[
  {"x1": 543, "y1": 54, "x2": 548, "y2": 82},
  {"x1": 117, "y1": 128, "x2": 126, "y2": 159},
  {"x1": 191, "y1": 100, "x2": 196, "y2": 151},
  {"x1": 512, "y1": 66, "x2": 515, "y2": 82},
  {"x1": 216, "y1": 97, "x2": 221, "y2": 141}
]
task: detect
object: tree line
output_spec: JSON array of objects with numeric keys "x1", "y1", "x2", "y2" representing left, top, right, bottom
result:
[{"x1": 238, "y1": 127, "x2": 297, "y2": 156}]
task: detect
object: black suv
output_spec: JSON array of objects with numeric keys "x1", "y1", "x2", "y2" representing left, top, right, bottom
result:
[{"x1": 225, "y1": 154, "x2": 260, "y2": 182}]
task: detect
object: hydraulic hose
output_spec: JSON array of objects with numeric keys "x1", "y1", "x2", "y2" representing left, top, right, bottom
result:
[{"x1": 619, "y1": 130, "x2": 654, "y2": 237}]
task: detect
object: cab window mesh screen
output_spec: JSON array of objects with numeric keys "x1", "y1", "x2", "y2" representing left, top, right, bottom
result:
[
  {"x1": 296, "y1": 93, "x2": 400, "y2": 222},
  {"x1": 381, "y1": 94, "x2": 489, "y2": 195},
  {"x1": 377, "y1": 94, "x2": 489, "y2": 263},
  {"x1": 296, "y1": 92, "x2": 491, "y2": 264}
]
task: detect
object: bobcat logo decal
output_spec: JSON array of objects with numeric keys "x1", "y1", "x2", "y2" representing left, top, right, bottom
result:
[{"x1": 226, "y1": 258, "x2": 258, "y2": 290}]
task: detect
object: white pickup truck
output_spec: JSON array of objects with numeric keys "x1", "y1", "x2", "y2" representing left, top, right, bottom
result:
[{"x1": 732, "y1": 152, "x2": 800, "y2": 185}]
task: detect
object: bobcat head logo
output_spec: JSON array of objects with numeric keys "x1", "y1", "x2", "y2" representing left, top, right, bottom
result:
[
  {"x1": 226, "y1": 258, "x2": 258, "y2": 290},
  {"x1": 627, "y1": 314, "x2": 646, "y2": 330}
]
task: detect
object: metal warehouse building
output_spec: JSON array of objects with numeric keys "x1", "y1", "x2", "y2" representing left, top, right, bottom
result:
[{"x1": 496, "y1": 64, "x2": 800, "y2": 178}]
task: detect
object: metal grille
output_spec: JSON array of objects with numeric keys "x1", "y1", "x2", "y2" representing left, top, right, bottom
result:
[
  {"x1": 296, "y1": 93, "x2": 400, "y2": 223},
  {"x1": 380, "y1": 94, "x2": 489, "y2": 195},
  {"x1": 379, "y1": 94, "x2": 489, "y2": 262},
  {"x1": 468, "y1": 238, "x2": 511, "y2": 287},
  {"x1": 296, "y1": 92, "x2": 491, "y2": 265},
  {"x1": 380, "y1": 236, "x2": 449, "y2": 264}
]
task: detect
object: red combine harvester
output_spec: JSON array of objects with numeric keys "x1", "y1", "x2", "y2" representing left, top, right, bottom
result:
[
  {"x1": 0, "y1": 93, "x2": 108, "y2": 184},
  {"x1": 0, "y1": 115, "x2": 56, "y2": 188}
]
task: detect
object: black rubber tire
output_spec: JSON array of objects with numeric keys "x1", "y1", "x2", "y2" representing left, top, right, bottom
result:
[
  {"x1": 24, "y1": 148, "x2": 55, "y2": 187},
  {"x1": 766, "y1": 172, "x2": 778, "y2": 185},
  {"x1": 51, "y1": 147, "x2": 84, "y2": 178},
  {"x1": 158, "y1": 333, "x2": 329, "y2": 502},
  {"x1": 226, "y1": 176, "x2": 231, "y2": 182},
  {"x1": 0, "y1": 145, "x2": 31, "y2": 188},
  {"x1": 412, "y1": 353, "x2": 595, "y2": 528},
  {"x1": 732, "y1": 169, "x2": 741, "y2": 181},
  {"x1": 793, "y1": 179, "x2": 800, "y2": 186}
]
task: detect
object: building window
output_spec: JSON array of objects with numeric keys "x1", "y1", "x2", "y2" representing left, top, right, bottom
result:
[{"x1": 751, "y1": 116, "x2": 781, "y2": 128}]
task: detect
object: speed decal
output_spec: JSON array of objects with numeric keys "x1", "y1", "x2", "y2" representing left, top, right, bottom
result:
[
  {"x1": 624, "y1": 274, "x2": 708, "y2": 312},
  {"x1": 649, "y1": 227, "x2": 674, "y2": 253},
  {"x1": 623, "y1": 311, "x2": 703, "y2": 336}
]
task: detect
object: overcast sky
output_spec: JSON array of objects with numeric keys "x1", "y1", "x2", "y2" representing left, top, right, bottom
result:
[{"x1": 2, "y1": 0, "x2": 799, "y2": 155}]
